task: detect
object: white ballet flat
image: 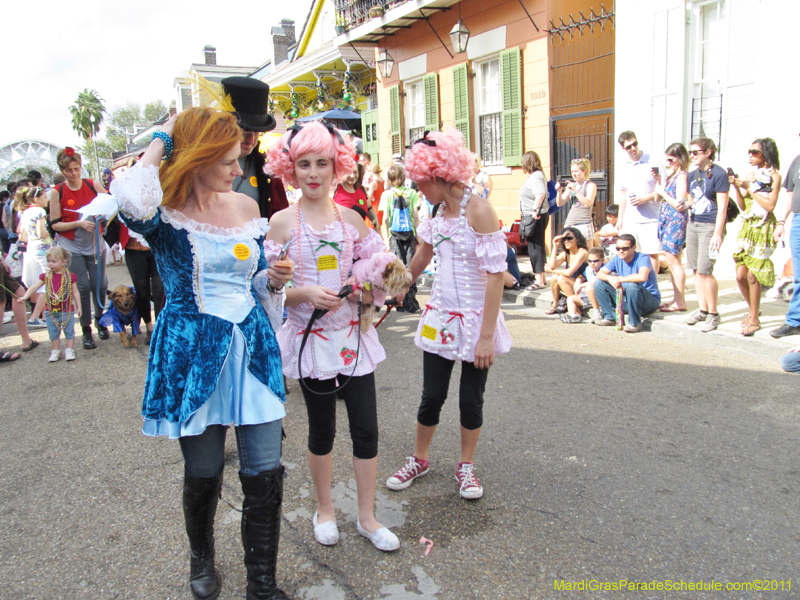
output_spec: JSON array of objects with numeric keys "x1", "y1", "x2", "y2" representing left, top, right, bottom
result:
[
  {"x1": 356, "y1": 519, "x2": 400, "y2": 552},
  {"x1": 313, "y1": 512, "x2": 339, "y2": 546}
]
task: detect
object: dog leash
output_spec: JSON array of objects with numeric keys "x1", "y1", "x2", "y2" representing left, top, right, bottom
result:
[
  {"x1": 93, "y1": 216, "x2": 111, "y2": 313},
  {"x1": 297, "y1": 284, "x2": 362, "y2": 396}
]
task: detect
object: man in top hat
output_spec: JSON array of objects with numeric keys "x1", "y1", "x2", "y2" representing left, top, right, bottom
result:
[{"x1": 222, "y1": 77, "x2": 289, "y2": 220}]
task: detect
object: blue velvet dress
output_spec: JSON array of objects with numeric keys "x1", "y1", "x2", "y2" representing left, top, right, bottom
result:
[{"x1": 110, "y1": 164, "x2": 286, "y2": 439}]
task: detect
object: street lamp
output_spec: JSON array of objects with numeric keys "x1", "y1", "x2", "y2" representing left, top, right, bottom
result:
[
  {"x1": 377, "y1": 48, "x2": 394, "y2": 79},
  {"x1": 450, "y1": 20, "x2": 470, "y2": 54}
]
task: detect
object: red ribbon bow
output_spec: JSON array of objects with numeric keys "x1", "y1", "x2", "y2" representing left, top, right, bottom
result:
[
  {"x1": 297, "y1": 327, "x2": 329, "y2": 341},
  {"x1": 446, "y1": 311, "x2": 464, "y2": 325},
  {"x1": 347, "y1": 319, "x2": 360, "y2": 337},
  {"x1": 63, "y1": 147, "x2": 75, "y2": 157}
]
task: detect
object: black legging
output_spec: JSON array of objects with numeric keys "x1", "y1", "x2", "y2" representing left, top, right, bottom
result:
[
  {"x1": 526, "y1": 212, "x2": 549, "y2": 274},
  {"x1": 417, "y1": 351, "x2": 489, "y2": 430},
  {"x1": 299, "y1": 373, "x2": 378, "y2": 459},
  {"x1": 125, "y1": 249, "x2": 163, "y2": 324}
]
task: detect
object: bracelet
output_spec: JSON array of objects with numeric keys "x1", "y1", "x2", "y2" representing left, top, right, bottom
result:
[
  {"x1": 777, "y1": 221, "x2": 785, "y2": 225},
  {"x1": 268, "y1": 282, "x2": 285, "y2": 294},
  {"x1": 151, "y1": 131, "x2": 173, "y2": 161}
]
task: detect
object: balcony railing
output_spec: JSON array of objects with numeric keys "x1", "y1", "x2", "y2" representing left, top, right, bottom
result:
[{"x1": 334, "y1": 0, "x2": 407, "y2": 34}]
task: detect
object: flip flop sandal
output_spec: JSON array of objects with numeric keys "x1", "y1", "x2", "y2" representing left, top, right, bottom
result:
[
  {"x1": 545, "y1": 305, "x2": 558, "y2": 315},
  {"x1": 22, "y1": 340, "x2": 39, "y2": 352},
  {"x1": 660, "y1": 305, "x2": 687, "y2": 312},
  {"x1": 742, "y1": 323, "x2": 761, "y2": 337},
  {"x1": 0, "y1": 351, "x2": 21, "y2": 362}
]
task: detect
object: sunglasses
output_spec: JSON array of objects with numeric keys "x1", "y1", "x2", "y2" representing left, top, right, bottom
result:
[
  {"x1": 665, "y1": 157, "x2": 676, "y2": 164},
  {"x1": 587, "y1": 259, "x2": 603, "y2": 264},
  {"x1": 616, "y1": 246, "x2": 633, "y2": 251},
  {"x1": 748, "y1": 148, "x2": 762, "y2": 156},
  {"x1": 689, "y1": 150, "x2": 703, "y2": 156},
  {"x1": 562, "y1": 236, "x2": 575, "y2": 242},
  {"x1": 623, "y1": 141, "x2": 638, "y2": 151}
]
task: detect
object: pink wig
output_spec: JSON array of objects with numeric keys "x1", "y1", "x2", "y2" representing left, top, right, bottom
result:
[
  {"x1": 404, "y1": 128, "x2": 475, "y2": 184},
  {"x1": 265, "y1": 121, "x2": 357, "y2": 187}
]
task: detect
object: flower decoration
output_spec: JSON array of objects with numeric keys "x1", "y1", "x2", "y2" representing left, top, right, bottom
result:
[
  {"x1": 342, "y1": 69, "x2": 352, "y2": 103},
  {"x1": 64, "y1": 147, "x2": 75, "y2": 157}
]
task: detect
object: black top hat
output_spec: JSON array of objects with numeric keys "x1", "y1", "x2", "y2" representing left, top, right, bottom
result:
[{"x1": 221, "y1": 77, "x2": 276, "y2": 132}]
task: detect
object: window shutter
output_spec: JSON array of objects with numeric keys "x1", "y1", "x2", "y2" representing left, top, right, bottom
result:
[
  {"x1": 361, "y1": 109, "x2": 379, "y2": 164},
  {"x1": 453, "y1": 63, "x2": 471, "y2": 148},
  {"x1": 500, "y1": 47, "x2": 523, "y2": 167},
  {"x1": 423, "y1": 74, "x2": 440, "y2": 132},
  {"x1": 389, "y1": 84, "x2": 403, "y2": 156},
  {"x1": 650, "y1": 7, "x2": 683, "y2": 155}
]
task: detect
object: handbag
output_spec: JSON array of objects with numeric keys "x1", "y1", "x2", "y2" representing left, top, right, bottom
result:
[
  {"x1": 547, "y1": 180, "x2": 562, "y2": 215},
  {"x1": 520, "y1": 214, "x2": 536, "y2": 239}
]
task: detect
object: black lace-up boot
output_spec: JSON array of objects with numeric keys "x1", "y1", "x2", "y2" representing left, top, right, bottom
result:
[{"x1": 183, "y1": 469, "x2": 223, "y2": 600}]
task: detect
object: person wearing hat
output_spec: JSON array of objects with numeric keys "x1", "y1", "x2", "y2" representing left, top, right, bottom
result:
[
  {"x1": 222, "y1": 77, "x2": 289, "y2": 220},
  {"x1": 27, "y1": 170, "x2": 43, "y2": 187}
]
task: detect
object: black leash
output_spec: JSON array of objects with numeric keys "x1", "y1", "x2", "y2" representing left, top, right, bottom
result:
[{"x1": 297, "y1": 285, "x2": 362, "y2": 395}]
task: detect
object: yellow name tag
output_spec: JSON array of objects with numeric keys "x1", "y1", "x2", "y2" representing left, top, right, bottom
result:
[
  {"x1": 233, "y1": 243, "x2": 251, "y2": 260},
  {"x1": 421, "y1": 324, "x2": 438, "y2": 341},
  {"x1": 317, "y1": 255, "x2": 338, "y2": 271},
  {"x1": 249, "y1": 175, "x2": 258, "y2": 187}
]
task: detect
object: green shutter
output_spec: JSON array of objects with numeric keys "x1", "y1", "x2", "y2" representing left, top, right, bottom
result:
[
  {"x1": 500, "y1": 47, "x2": 523, "y2": 167},
  {"x1": 453, "y1": 63, "x2": 471, "y2": 148},
  {"x1": 423, "y1": 74, "x2": 440, "y2": 132},
  {"x1": 361, "y1": 109, "x2": 379, "y2": 164},
  {"x1": 389, "y1": 84, "x2": 402, "y2": 156}
]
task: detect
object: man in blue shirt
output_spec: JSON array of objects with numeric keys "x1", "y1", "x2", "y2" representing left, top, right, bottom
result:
[{"x1": 593, "y1": 233, "x2": 661, "y2": 333}]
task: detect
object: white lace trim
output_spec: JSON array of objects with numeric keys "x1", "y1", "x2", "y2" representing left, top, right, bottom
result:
[
  {"x1": 161, "y1": 209, "x2": 270, "y2": 241},
  {"x1": 127, "y1": 229, "x2": 149, "y2": 247},
  {"x1": 110, "y1": 163, "x2": 162, "y2": 221},
  {"x1": 188, "y1": 233, "x2": 205, "y2": 314}
]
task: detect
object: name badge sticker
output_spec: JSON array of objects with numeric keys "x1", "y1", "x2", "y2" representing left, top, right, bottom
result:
[
  {"x1": 317, "y1": 255, "x2": 338, "y2": 271},
  {"x1": 421, "y1": 324, "x2": 438, "y2": 341},
  {"x1": 233, "y1": 243, "x2": 251, "y2": 260}
]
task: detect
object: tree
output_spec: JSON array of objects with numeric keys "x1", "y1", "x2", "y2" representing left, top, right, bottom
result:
[
  {"x1": 69, "y1": 89, "x2": 106, "y2": 178},
  {"x1": 105, "y1": 100, "x2": 168, "y2": 153}
]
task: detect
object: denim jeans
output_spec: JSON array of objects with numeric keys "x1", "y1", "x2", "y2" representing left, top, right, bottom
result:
[
  {"x1": 506, "y1": 247, "x2": 522, "y2": 284},
  {"x1": 45, "y1": 311, "x2": 75, "y2": 341},
  {"x1": 179, "y1": 420, "x2": 283, "y2": 478},
  {"x1": 595, "y1": 279, "x2": 660, "y2": 327},
  {"x1": 786, "y1": 218, "x2": 800, "y2": 327},
  {"x1": 780, "y1": 350, "x2": 800, "y2": 374}
]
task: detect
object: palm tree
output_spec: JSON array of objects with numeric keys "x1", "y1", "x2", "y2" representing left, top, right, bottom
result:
[{"x1": 69, "y1": 89, "x2": 106, "y2": 178}]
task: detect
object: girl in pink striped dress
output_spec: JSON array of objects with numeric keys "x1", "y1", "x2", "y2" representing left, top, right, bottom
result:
[
  {"x1": 386, "y1": 130, "x2": 511, "y2": 501},
  {"x1": 265, "y1": 122, "x2": 400, "y2": 552}
]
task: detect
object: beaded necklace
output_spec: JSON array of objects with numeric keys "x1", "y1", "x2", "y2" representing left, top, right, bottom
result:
[
  {"x1": 429, "y1": 186, "x2": 472, "y2": 360},
  {"x1": 294, "y1": 197, "x2": 351, "y2": 290},
  {"x1": 45, "y1": 268, "x2": 73, "y2": 331}
]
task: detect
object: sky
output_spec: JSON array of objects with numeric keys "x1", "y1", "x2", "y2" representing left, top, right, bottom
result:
[{"x1": 1, "y1": 0, "x2": 313, "y2": 150}]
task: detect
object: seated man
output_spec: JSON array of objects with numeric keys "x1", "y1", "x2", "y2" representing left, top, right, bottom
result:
[{"x1": 593, "y1": 233, "x2": 661, "y2": 333}]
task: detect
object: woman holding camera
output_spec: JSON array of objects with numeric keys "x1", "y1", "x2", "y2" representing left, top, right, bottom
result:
[
  {"x1": 557, "y1": 158, "x2": 597, "y2": 248},
  {"x1": 730, "y1": 138, "x2": 781, "y2": 336}
]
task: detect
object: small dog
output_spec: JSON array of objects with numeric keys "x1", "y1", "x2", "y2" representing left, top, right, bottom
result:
[
  {"x1": 352, "y1": 252, "x2": 413, "y2": 332},
  {"x1": 99, "y1": 285, "x2": 141, "y2": 347}
]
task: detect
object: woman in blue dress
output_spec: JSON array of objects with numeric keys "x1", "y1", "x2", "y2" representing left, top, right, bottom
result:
[{"x1": 111, "y1": 108, "x2": 294, "y2": 600}]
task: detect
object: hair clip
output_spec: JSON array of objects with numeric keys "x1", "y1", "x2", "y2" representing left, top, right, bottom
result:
[{"x1": 413, "y1": 131, "x2": 436, "y2": 147}]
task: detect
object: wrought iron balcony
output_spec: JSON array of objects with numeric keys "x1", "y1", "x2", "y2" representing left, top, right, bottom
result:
[{"x1": 334, "y1": 0, "x2": 406, "y2": 34}]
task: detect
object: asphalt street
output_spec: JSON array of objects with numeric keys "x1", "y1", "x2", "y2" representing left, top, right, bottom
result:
[{"x1": 1, "y1": 263, "x2": 798, "y2": 600}]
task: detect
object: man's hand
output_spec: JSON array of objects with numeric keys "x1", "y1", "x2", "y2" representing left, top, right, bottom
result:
[{"x1": 608, "y1": 275, "x2": 622, "y2": 289}]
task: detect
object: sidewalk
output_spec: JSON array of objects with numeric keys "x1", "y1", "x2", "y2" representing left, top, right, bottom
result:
[{"x1": 418, "y1": 263, "x2": 800, "y2": 351}]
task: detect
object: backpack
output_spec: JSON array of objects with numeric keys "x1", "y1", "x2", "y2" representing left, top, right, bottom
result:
[{"x1": 390, "y1": 190, "x2": 414, "y2": 241}]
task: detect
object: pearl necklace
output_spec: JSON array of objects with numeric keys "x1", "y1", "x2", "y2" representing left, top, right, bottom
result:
[
  {"x1": 294, "y1": 198, "x2": 351, "y2": 291},
  {"x1": 429, "y1": 186, "x2": 472, "y2": 361}
]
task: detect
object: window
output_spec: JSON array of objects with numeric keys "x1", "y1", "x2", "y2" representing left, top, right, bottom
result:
[
  {"x1": 689, "y1": 0, "x2": 725, "y2": 147},
  {"x1": 475, "y1": 57, "x2": 503, "y2": 166},
  {"x1": 405, "y1": 80, "x2": 425, "y2": 144}
]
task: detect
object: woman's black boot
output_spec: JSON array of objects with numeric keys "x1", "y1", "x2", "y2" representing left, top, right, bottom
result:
[
  {"x1": 240, "y1": 465, "x2": 290, "y2": 600},
  {"x1": 183, "y1": 469, "x2": 223, "y2": 600}
]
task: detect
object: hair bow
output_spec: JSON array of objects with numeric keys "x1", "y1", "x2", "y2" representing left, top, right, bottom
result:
[
  {"x1": 321, "y1": 122, "x2": 345, "y2": 146},
  {"x1": 63, "y1": 147, "x2": 75, "y2": 157},
  {"x1": 282, "y1": 124, "x2": 303, "y2": 154},
  {"x1": 407, "y1": 131, "x2": 436, "y2": 150}
]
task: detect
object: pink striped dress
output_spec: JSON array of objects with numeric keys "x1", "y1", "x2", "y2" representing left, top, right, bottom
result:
[
  {"x1": 264, "y1": 223, "x2": 387, "y2": 380},
  {"x1": 414, "y1": 216, "x2": 512, "y2": 362}
]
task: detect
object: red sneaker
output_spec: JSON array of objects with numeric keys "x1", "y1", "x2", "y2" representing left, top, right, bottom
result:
[
  {"x1": 456, "y1": 462, "x2": 483, "y2": 499},
  {"x1": 386, "y1": 456, "x2": 429, "y2": 490}
]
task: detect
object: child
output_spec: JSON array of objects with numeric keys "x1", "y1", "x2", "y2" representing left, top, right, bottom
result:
[
  {"x1": 572, "y1": 247, "x2": 605, "y2": 323},
  {"x1": 385, "y1": 129, "x2": 511, "y2": 500},
  {"x1": 265, "y1": 121, "x2": 400, "y2": 552},
  {"x1": 17, "y1": 247, "x2": 81, "y2": 362},
  {"x1": 597, "y1": 204, "x2": 620, "y2": 260}
]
